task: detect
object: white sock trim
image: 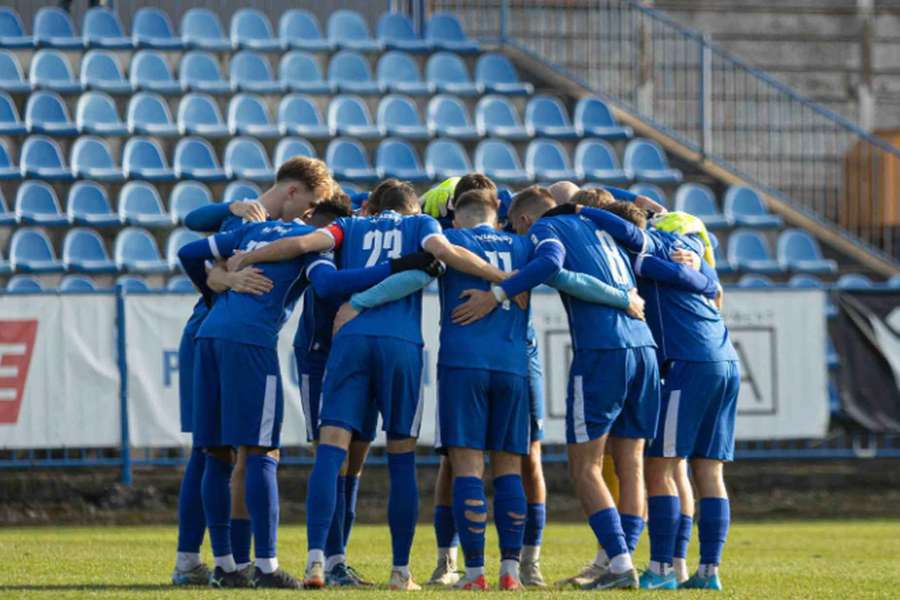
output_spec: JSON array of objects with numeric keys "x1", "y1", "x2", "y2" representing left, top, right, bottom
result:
[
  {"x1": 393, "y1": 565, "x2": 411, "y2": 578},
  {"x1": 593, "y1": 548, "x2": 609, "y2": 567},
  {"x1": 608, "y1": 552, "x2": 633, "y2": 574},
  {"x1": 256, "y1": 557, "x2": 278, "y2": 574},
  {"x1": 499, "y1": 559, "x2": 519, "y2": 577},
  {"x1": 325, "y1": 554, "x2": 345, "y2": 572},
  {"x1": 307, "y1": 549, "x2": 325, "y2": 566},
  {"x1": 176, "y1": 552, "x2": 201, "y2": 571},
  {"x1": 465, "y1": 566, "x2": 484, "y2": 578},
  {"x1": 214, "y1": 554, "x2": 236, "y2": 573},
  {"x1": 522, "y1": 545, "x2": 541, "y2": 563}
]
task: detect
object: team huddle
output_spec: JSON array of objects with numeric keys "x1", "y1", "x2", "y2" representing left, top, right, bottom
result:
[{"x1": 172, "y1": 155, "x2": 739, "y2": 591}]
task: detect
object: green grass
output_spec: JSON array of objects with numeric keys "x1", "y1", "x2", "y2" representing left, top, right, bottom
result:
[{"x1": 0, "y1": 520, "x2": 898, "y2": 599}]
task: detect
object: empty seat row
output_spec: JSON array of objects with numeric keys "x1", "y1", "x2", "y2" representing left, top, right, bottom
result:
[
  {"x1": 735, "y1": 273, "x2": 893, "y2": 291},
  {"x1": 719, "y1": 228, "x2": 838, "y2": 275},
  {"x1": 1, "y1": 48, "x2": 529, "y2": 97},
  {"x1": 0, "y1": 7, "x2": 477, "y2": 54},
  {"x1": 0, "y1": 273, "x2": 194, "y2": 293},
  {"x1": 673, "y1": 183, "x2": 783, "y2": 230}
]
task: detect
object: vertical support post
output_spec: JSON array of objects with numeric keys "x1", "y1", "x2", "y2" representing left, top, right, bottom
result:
[
  {"x1": 500, "y1": 0, "x2": 509, "y2": 44},
  {"x1": 116, "y1": 284, "x2": 132, "y2": 486},
  {"x1": 699, "y1": 34, "x2": 712, "y2": 157},
  {"x1": 857, "y1": 0, "x2": 875, "y2": 132},
  {"x1": 637, "y1": 7, "x2": 654, "y2": 115}
]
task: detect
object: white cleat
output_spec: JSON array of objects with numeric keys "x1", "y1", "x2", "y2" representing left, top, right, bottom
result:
[
  {"x1": 389, "y1": 569, "x2": 422, "y2": 591},
  {"x1": 520, "y1": 558, "x2": 547, "y2": 587},
  {"x1": 556, "y1": 561, "x2": 609, "y2": 589},
  {"x1": 426, "y1": 554, "x2": 461, "y2": 586}
]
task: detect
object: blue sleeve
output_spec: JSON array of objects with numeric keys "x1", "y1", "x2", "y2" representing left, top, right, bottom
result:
[
  {"x1": 350, "y1": 270, "x2": 433, "y2": 311},
  {"x1": 177, "y1": 229, "x2": 243, "y2": 304},
  {"x1": 499, "y1": 223, "x2": 564, "y2": 298},
  {"x1": 307, "y1": 259, "x2": 393, "y2": 299},
  {"x1": 418, "y1": 214, "x2": 443, "y2": 248},
  {"x1": 579, "y1": 207, "x2": 646, "y2": 252},
  {"x1": 604, "y1": 186, "x2": 638, "y2": 202},
  {"x1": 548, "y1": 269, "x2": 630, "y2": 309},
  {"x1": 635, "y1": 254, "x2": 718, "y2": 298},
  {"x1": 184, "y1": 204, "x2": 232, "y2": 233}
]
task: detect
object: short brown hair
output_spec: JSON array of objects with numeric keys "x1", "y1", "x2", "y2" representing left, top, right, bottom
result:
[
  {"x1": 572, "y1": 188, "x2": 615, "y2": 209},
  {"x1": 605, "y1": 201, "x2": 647, "y2": 229},
  {"x1": 452, "y1": 173, "x2": 497, "y2": 206},
  {"x1": 370, "y1": 179, "x2": 418, "y2": 214},
  {"x1": 508, "y1": 185, "x2": 555, "y2": 221},
  {"x1": 329, "y1": 189, "x2": 352, "y2": 211},
  {"x1": 276, "y1": 156, "x2": 333, "y2": 197},
  {"x1": 454, "y1": 189, "x2": 499, "y2": 222},
  {"x1": 311, "y1": 198, "x2": 352, "y2": 221}
]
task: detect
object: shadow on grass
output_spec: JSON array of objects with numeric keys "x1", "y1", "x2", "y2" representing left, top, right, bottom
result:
[{"x1": 0, "y1": 584, "x2": 172, "y2": 591}]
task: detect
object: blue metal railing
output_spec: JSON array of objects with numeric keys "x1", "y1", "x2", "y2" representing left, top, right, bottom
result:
[{"x1": 430, "y1": 0, "x2": 900, "y2": 267}]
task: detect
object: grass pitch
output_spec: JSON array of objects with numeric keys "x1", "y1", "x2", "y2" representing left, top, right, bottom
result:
[{"x1": 0, "y1": 520, "x2": 897, "y2": 599}]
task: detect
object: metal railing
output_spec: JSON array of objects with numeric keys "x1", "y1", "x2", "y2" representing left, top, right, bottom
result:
[{"x1": 430, "y1": 0, "x2": 900, "y2": 266}]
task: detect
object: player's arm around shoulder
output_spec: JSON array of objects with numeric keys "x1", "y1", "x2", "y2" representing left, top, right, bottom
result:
[{"x1": 227, "y1": 229, "x2": 335, "y2": 271}]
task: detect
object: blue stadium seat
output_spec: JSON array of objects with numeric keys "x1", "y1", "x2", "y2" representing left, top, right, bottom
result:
[
  {"x1": 180, "y1": 8, "x2": 231, "y2": 52},
  {"x1": 279, "y1": 51, "x2": 332, "y2": 94},
  {"x1": 425, "y1": 12, "x2": 479, "y2": 53},
  {"x1": 474, "y1": 139, "x2": 531, "y2": 185},
  {"x1": 0, "y1": 188, "x2": 14, "y2": 224},
  {"x1": 274, "y1": 137, "x2": 316, "y2": 165},
  {"x1": 122, "y1": 136, "x2": 175, "y2": 181},
  {"x1": 170, "y1": 181, "x2": 212, "y2": 223},
  {"x1": 727, "y1": 229, "x2": 783, "y2": 274},
  {"x1": 230, "y1": 51, "x2": 284, "y2": 94},
  {"x1": 326, "y1": 137, "x2": 378, "y2": 183},
  {"x1": 673, "y1": 183, "x2": 730, "y2": 229},
  {"x1": 30, "y1": 50, "x2": 82, "y2": 94},
  {"x1": 328, "y1": 95, "x2": 382, "y2": 139},
  {"x1": 723, "y1": 185, "x2": 783, "y2": 228},
  {"x1": 180, "y1": 51, "x2": 232, "y2": 94},
  {"x1": 629, "y1": 183, "x2": 668, "y2": 209},
  {"x1": 76, "y1": 92, "x2": 127, "y2": 136},
  {"x1": 378, "y1": 95, "x2": 429, "y2": 140},
  {"x1": 378, "y1": 13, "x2": 430, "y2": 53},
  {"x1": 475, "y1": 95, "x2": 529, "y2": 140},
  {"x1": 63, "y1": 227, "x2": 116, "y2": 272},
  {"x1": 80, "y1": 51, "x2": 132, "y2": 95},
  {"x1": 130, "y1": 51, "x2": 183, "y2": 95},
  {"x1": 0, "y1": 8, "x2": 31, "y2": 48},
  {"x1": 0, "y1": 138, "x2": 17, "y2": 179},
  {"x1": 834, "y1": 273, "x2": 874, "y2": 290},
  {"x1": 526, "y1": 96, "x2": 577, "y2": 139},
  {"x1": 376, "y1": 138, "x2": 429, "y2": 182},
  {"x1": 328, "y1": 50, "x2": 381, "y2": 95},
  {"x1": 279, "y1": 9, "x2": 331, "y2": 52},
  {"x1": 60, "y1": 275, "x2": 97, "y2": 292},
  {"x1": 167, "y1": 275, "x2": 195, "y2": 292},
  {"x1": 15, "y1": 180, "x2": 67, "y2": 225},
  {"x1": 70, "y1": 136, "x2": 124, "y2": 181},
  {"x1": 327, "y1": 10, "x2": 381, "y2": 53},
  {"x1": 174, "y1": 137, "x2": 227, "y2": 182},
  {"x1": 6, "y1": 275, "x2": 44, "y2": 292},
  {"x1": 425, "y1": 138, "x2": 472, "y2": 180},
  {"x1": 178, "y1": 93, "x2": 228, "y2": 137},
  {"x1": 826, "y1": 336, "x2": 839, "y2": 370},
  {"x1": 476, "y1": 53, "x2": 533, "y2": 96},
  {"x1": 82, "y1": 7, "x2": 131, "y2": 49},
  {"x1": 223, "y1": 180, "x2": 261, "y2": 203},
  {"x1": 119, "y1": 181, "x2": 170, "y2": 227},
  {"x1": 0, "y1": 249, "x2": 11, "y2": 274},
  {"x1": 231, "y1": 9, "x2": 280, "y2": 52},
  {"x1": 574, "y1": 97, "x2": 633, "y2": 140},
  {"x1": 67, "y1": 181, "x2": 119, "y2": 226},
  {"x1": 426, "y1": 52, "x2": 480, "y2": 96},
  {"x1": 0, "y1": 91, "x2": 24, "y2": 134},
  {"x1": 788, "y1": 274, "x2": 825, "y2": 289},
  {"x1": 377, "y1": 51, "x2": 432, "y2": 96},
  {"x1": 117, "y1": 275, "x2": 151, "y2": 291},
  {"x1": 9, "y1": 227, "x2": 64, "y2": 272},
  {"x1": 25, "y1": 91, "x2": 77, "y2": 135},
  {"x1": 278, "y1": 94, "x2": 329, "y2": 138},
  {"x1": 526, "y1": 139, "x2": 578, "y2": 182},
  {"x1": 133, "y1": 8, "x2": 183, "y2": 50},
  {"x1": 167, "y1": 228, "x2": 204, "y2": 271},
  {"x1": 34, "y1": 7, "x2": 81, "y2": 49},
  {"x1": 0, "y1": 51, "x2": 28, "y2": 93},
  {"x1": 225, "y1": 137, "x2": 275, "y2": 182},
  {"x1": 777, "y1": 229, "x2": 838, "y2": 274},
  {"x1": 575, "y1": 139, "x2": 630, "y2": 184},
  {"x1": 713, "y1": 243, "x2": 734, "y2": 274},
  {"x1": 20, "y1": 135, "x2": 73, "y2": 180},
  {"x1": 887, "y1": 275, "x2": 900, "y2": 289},
  {"x1": 427, "y1": 94, "x2": 478, "y2": 140},
  {"x1": 127, "y1": 92, "x2": 178, "y2": 137},
  {"x1": 624, "y1": 138, "x2": 682, "y2": 183},
  {"x1": 737, "y1": 274, "x2": 775, "y2": 288},
  {"x1": 228, "y1": 94, "x2": 279, "y2": 138},
  {"x1": 115, "y1": 227, "x2": 169, "y2": 273}
]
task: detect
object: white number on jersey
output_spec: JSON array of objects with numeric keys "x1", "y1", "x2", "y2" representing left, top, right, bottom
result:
[
  {"x1": 244, "y1": 240, "x2": 270, "y2": 252},
  {"x1": 362, "y1": 229, "x2": 403, "y2": 267},
  {"x1": 594, "y1": 230, "x2": 631, "y2": 286},
  {"x1": 485, "y1": 250, "x2": 513, "y2": 310}
]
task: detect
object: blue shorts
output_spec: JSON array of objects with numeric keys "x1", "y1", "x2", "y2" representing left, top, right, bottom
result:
[
  {"x1": 192, "y1": 338, "x2": 284, "y2": 449},
  {"x1": 321, "y1": 334, "x2": 423, "y2": 440},
  {"x1": 566, "y1": 346, "x2": 660, "y2": 444},
  {"x1": 178, "y1": 328, "x2": 196, "y2": 433},
  {"x1": 527, "y1": 328, "x2": 545, "y2": 443},
  {"x1": 437, "y1": 366, "x2": 530, "y2": 455},
  {"x1": 647, "y1": 360, "x2": 740, "y2": 461}
]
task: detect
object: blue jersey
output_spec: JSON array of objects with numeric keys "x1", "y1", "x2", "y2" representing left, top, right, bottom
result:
[
  {"x1": 196, "y1": 220, "x2": 331, "y2": 349},
  {"x1": 438, "y1": 225, "x2": 533, "y2": 376},
  {"x1": 293, "y1": 286, "x2": 341, "y2": 357},
  {"x1": 637, "y1": 230, "x2": 737, "y2": 363},
  {"x1": 326, "y1": 210, "x2": 443, "y2": 345},
  {"x1": 530, "y1": 214, "x2": 656, "y2": 351}
]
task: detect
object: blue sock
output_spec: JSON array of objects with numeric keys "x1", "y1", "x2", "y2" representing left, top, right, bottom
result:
[
  {"x1": 342, "y1": 475, "x2": 360, "y2": 549},
  {"x1": 201, "y1": 454, "x2": 234, "y2": 559},
  {"x1": 306, "y1": 444, "x2": 347, "y2": 551},
  {"x1": 325, "y1": 475, "x2": 347, "y2": 559},
  {"x1": 230, "y1": 518, "x2": 252, "y2": 565},
  {"x1": 588, "y1": 507, "x2": 628, "y2": 560},
  {"x1": 246, "y1": 454, "x2": 279, "y2": 561},
  {"x1": 698, "y1": 498, "x2": 730, "y2": 566},
  {"x1": 648, "y1": 496, "x2": 680, "y2": 565},
  {"x1": 674, "y1": 514, "x2": 693, "y2": 560},
  {"x1": 177, "y1": 447, "x2": 206, "y2": 553},
  {"x1": 523, "y1": 503, "x2": 546, "y2": 547},
  {"x1": 387, "y1": 452, "x2": 418, "y2": 567},
  {"x1": 434, "y1": 505, "x2": 459, "y2": 549},
  {"x1": 452, "y1": 476, "x2": 487, "y2": 568},
  {"x1": 493, "y1": 474, "x2": 527, "y2": 562},
  {"x1": 620, "y1": 513, "x2": 645, "y2": 554}
]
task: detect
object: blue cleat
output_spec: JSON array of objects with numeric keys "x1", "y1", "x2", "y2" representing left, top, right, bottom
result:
[
  {"x1": 639, "y1": 569, "x2": 678, "y2": 590},
  {"x1": 680, "y1": 572, "x2": 722, "y2": 590},
  {"x1": 326, "y1": 563, "x2": 360, "y2": 586}
]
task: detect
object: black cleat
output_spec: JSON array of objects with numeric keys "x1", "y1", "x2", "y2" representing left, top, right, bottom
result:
[
  {"x1": 209, "y1": 566, "x2": 253, "y2": 588},
  {"x1": 253, "y1": 567, "x2": 303, "y2": 589}
]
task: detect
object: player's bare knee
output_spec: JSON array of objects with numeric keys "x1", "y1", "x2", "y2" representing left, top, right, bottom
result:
[
  {"x1": 449, "y1": 447, "x2": 484, "y2": 478},
  {"x1": 319, "y1": 425, "x2": 353, "y2": 449},
  {"x1": 386, "y1": 436, "x2": 417, "y2": 454},
  {"x1": 489, "y1": 451, "x2": 522, "y2": 478}
]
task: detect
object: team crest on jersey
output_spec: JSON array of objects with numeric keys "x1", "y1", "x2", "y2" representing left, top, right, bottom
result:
[{"x1": 0, "y1": 319, "x2": 38, "y2": 424}]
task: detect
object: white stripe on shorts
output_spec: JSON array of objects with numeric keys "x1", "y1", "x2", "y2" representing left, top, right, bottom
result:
[
  {"x1": 433, "y1": 373, "x2": 442, "y2": 450},
  {"x1": 409, "y1": 362, "x2": 425, "y2": 437},
  {"x1": 573, "y1": 375, "x2": 589, "y2": 443},
  {"x1": 258, "y1": 375, "x2": 277, "y2": 447},
  {"x1": 663, "y1": 389, "x2": 681, "y2": 457},
  {"x1": 301, "y1": 374, "x2": 312, "y2": 440}
]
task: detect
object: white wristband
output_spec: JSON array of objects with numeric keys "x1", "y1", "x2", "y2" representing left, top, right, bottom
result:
[{"x1": 491, "y1": 284, "x2": 508, "y2": 303}]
